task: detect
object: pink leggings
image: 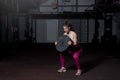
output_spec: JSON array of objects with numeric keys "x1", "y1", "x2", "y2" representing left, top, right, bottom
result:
[{"x1": 59, "y1": 47, "x2": 83, "y2": 69}]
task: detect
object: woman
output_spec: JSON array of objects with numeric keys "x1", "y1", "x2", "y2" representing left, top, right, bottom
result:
[{"x1": 55, "y1": 21, "x2": 83, "y2": 76}]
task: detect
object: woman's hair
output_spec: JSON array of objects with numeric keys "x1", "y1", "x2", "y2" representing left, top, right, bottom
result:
[{"x1": 63, "y1": 20, "x2": 74, "y2": 31}]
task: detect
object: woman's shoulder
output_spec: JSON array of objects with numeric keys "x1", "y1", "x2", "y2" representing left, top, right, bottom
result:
[{"x1": 71, "y1": 31, "x2": 77, "y2": 35}]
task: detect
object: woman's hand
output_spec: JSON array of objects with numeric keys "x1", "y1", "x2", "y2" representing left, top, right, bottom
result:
[
  {"x1": 55, "y1": 41, "x2": 58, "y2": 45},
  {"x1": 68, "y1": 41, "x2": 72, "y2": 45}
]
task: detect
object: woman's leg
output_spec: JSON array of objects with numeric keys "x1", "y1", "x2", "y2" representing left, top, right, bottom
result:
[
  {"x1": 58, "y1": 53, "x2": 66, "y2": 72},
  {"x1": 60, "y1": 53, "x2": 65, "y2": 68},
  {"x1": 73, "y1": 48, "x2": 83, "y2": 75}
]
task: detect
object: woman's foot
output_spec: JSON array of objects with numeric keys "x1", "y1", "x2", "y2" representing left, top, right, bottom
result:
[
  {"x1": 75, "y1": 69, "x2": 82, "y2": 76},
  {"x1": 58, "y1": 67, "x2": 66, "y2": 73}
]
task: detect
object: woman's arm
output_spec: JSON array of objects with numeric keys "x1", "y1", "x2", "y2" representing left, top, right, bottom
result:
[{"x1": 73, "y1": 32, "x2": 78, "y2": 45}]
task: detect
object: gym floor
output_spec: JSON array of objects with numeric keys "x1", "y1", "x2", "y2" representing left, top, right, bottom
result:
[{"x1": 0, "y1": 43, "x2": 120, "y2": 80}]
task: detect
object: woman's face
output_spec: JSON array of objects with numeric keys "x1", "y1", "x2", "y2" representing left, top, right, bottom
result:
[{"x1": 63, "y1": 26, "x2": 70, "y2": 33}]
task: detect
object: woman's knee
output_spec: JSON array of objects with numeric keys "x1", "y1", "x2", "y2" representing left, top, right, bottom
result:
[
  {"x1": 73, "y1": 49, "x2": 82, "y2": 59},
  {"x1": 73, "y1": 55, "x2": 78, "y2": 59}
]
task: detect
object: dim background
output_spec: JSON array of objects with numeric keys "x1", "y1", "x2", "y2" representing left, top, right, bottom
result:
[{"x1": 0, "y1": 0, "x2": 120, "y2": 44}]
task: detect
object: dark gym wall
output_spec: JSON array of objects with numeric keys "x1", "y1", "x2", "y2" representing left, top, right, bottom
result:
[{"x1": 0, "y1": 0, "x2": 119, "y2": 43}]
